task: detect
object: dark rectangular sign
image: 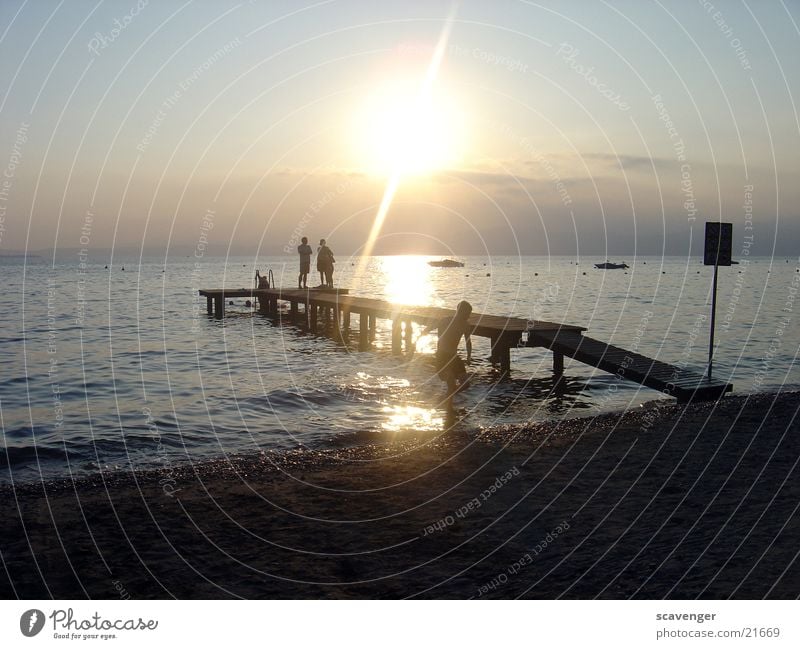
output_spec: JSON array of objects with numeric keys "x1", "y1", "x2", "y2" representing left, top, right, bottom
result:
[{"x1": 704, "y1": 222, "x2": 732, "y2": 266}]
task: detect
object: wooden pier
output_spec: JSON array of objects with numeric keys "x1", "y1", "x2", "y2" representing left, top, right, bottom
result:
[{"x1": 198, "y1": 287, "x2": 732, "y2": 403}]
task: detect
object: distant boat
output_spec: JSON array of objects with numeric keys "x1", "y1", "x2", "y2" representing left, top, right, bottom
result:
[
  {"x1": 428, "y1": 259, "x2": 464, "y2": 268},
  {"x1": 595, "y1": 261, "x2": 629, "y2": 269}
]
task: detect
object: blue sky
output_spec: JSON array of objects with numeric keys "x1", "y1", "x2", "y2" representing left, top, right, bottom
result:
[{"x1": 0, "y1": 0, "x2": 798, "y2": 256}]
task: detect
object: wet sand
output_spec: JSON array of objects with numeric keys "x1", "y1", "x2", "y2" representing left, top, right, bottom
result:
[{"x1": 1, "y1": 391, "x2": 799, "y2": 599}]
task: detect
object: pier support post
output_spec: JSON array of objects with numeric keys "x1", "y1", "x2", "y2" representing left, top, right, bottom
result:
[
  {"x1": 498, "y1": 344, "x2": 511, "y2": 374},
  {"x1": 206, "y1": 296, "x2": 212, "y2": 315},
  {"x1": 553, "y1": 351, "x2": 564, "y2": 377},
  {"x1": 392, "y1": 320, "x2": 402, "y2": 354},
  {"x1": 490, "y1": 336, "x2": 500, "y2": 365},
  {"x1": 332, "y1": 307, "x2": 342, "y2": 340},
  {"x1": 359, "y1": 313, "x2": 369, "y2": 351},
  {"x1": 491, "y1": 333, "x2": 516, "y2": 375},
  {"x1": 310, "y1": 302, "x2": 318, "y2": 333},
  {"x1": 214, "y1": 297, "x2": 223, "y2": 320},
  {"x1": 404, "y1": 320, "x2": 414, "y2": 355},
  {"x1": 258, "y1": 297, "x2": 268, "y2": 315},
  {"x1": 342, "y1": 309, "x2": 351, "y2": 331},
  {"x1": 290, "y1": 300, "x2": 298, "y2": 322},
  {"x1": 368, "y1": 315, "x2": 376, "y2": 341}
]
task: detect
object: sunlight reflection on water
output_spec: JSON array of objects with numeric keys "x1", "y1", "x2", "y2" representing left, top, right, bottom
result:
[
  {"x1": 381, "y1": 404, "x2": 444, "y2": 432},
  {"x1": 381, "y1": 255, "x2": 438, "y2": 306}
]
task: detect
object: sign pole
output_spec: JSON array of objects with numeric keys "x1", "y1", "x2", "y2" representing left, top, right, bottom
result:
[
  {"x1": 703, "y1": 221, "x2": 731, "y2": 383},
  {"x1": 708, "y1": 262, "x2": 719, "y2": 381}
]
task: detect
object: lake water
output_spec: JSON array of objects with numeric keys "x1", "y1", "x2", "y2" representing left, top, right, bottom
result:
[{"x1": 1, "y1": 254, "x2": 798, "y2": 482}]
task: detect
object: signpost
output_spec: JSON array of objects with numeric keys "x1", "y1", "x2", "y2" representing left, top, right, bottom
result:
[{"x1": 704, "y1": 222, "x2": 732, "y2": 380}]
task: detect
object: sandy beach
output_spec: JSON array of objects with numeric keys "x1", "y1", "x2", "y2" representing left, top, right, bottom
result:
[{"x1": 2, "y1": 391, "x2": 799, "y2": 599}]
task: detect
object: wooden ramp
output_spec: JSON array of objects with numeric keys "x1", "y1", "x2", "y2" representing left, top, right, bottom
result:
[{"x1": 528, "y1": 329, "x2": 732, "y2": 403}]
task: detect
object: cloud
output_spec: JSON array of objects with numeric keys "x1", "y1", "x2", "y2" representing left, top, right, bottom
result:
[
  {"x1": 271, "y1": 167, "x2": 368, "y2": 179},
  {"x1": 434, "y1": 169, "x2": 530, "y2": 186},
  {"x1": 581, "y1": 152, "x2": 677, "y2": 172}
]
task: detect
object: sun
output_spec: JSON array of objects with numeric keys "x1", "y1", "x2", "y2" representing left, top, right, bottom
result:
[{"x1": 353, "y1": 79, "x2": 466, "y2": 176}]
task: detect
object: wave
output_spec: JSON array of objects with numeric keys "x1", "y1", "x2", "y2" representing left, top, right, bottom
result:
[
  {"x1": 0, "y1": 444, "x2": 79, "y2": 468},
  {"x1": 262, "y1": 387, "x2": 347, "y2": 409}
]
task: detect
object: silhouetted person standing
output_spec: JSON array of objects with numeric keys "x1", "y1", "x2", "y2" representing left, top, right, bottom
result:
[
  {"x1": 297, "y1": 237, "x2": 312, "y2": 288},
  {"x1": 317, "y1": 239, "x2": 335, "y2": 288}
]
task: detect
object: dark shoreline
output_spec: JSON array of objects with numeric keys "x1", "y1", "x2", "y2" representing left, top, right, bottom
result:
[
  {"x1": 2, "y1": 390, "x2": 799, "y2": 599},
  {"x1": 0, "y1": 391, "x2": 739, "y2": 492}
]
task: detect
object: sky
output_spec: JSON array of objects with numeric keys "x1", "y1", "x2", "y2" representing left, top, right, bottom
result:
[{"x1": 0, "y1": 0, "x2": 798, "y2": 258}]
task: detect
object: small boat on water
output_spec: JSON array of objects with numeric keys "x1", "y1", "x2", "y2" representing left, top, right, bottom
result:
[
  {"x1": 595, "y1": 261, "x2": 629, "y2": 269},
  {"x1": 428, "y1": 259, "x2": 465, "y2": 268}
]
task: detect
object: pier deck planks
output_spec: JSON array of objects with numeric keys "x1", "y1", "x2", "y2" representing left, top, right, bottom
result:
[{"x1": 199, "y1": 287, "x2": 732, "y2": 402}]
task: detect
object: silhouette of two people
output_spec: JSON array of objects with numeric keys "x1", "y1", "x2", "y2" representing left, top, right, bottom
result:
[{"x1": 296, "y1": 237, "x2": 336, "y2": 289}]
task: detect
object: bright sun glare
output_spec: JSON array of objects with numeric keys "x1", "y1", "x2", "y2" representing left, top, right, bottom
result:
[
  {"x1": 354, "y1": 79, "x2": 466, "y2": 176},
  {"x1": 382, "y1": 255, "x2": 435, "y2": 306},
  {"x1": 353, "y1": 12, "x2": 457, "y2": 270}
]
